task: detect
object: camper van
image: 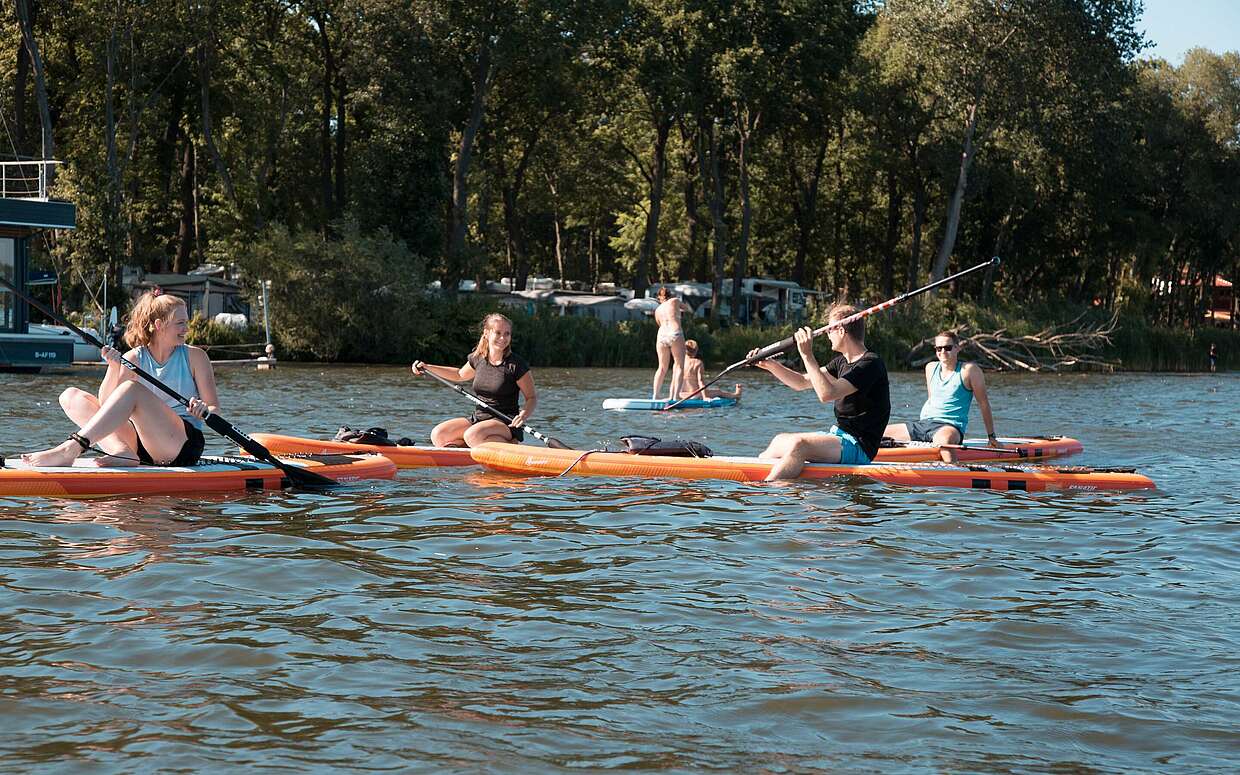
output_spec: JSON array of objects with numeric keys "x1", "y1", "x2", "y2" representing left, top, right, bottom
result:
[{"x1": 649, "y1": 278, "x2": 821, "y2": 324}]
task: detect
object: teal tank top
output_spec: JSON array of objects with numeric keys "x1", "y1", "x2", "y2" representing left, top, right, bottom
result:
[
  {"x1": 135, "y1": 344, "x2": 205, "y2": 430},
  {"x1": 919, "y1": 361, "x2": 972, "y2": 433}
]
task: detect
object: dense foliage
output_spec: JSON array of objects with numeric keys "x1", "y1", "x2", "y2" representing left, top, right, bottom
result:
[{"x1": 5, "y1": 0, "x2": 1237, "y2": 342}]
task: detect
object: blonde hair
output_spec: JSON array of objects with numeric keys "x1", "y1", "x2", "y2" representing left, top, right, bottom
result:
[
  {"x1": 829, "y1": 303, "x2": 864, "y2": 340},
  {"x1": 685, "y1": 339, "x2": 700, "y2": 358},
  {"x1": 124, "y1": 291, "x2": 187, "y2": 348},
  {"x1": 471, "y1": 313, "x2": 513, "y2": 359}
]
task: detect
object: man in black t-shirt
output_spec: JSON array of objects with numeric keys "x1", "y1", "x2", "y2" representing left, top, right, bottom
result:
[{"x1": 749, "y1": 303, "x2": 891, "y2": 480}]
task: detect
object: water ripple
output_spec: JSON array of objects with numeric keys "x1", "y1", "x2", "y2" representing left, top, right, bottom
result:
[{"x1": 1, "y1": 367, "x2": 1237, "y2": 772}]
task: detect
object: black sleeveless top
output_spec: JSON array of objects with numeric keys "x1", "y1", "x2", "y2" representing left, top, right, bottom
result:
[{"x1": 468, "y1": 352, "x2": 530, "y2": 420}]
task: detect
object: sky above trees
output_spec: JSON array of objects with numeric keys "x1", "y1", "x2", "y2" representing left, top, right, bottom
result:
[{"x1": 1140, "y1": 0, "x2": 1240, "y2": 63}]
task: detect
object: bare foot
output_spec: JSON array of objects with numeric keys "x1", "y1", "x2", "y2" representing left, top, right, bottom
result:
[
  {"x1": 21, "y1": 439, "x2": 84, "y2": 468},
  {"x1": 733, "y1": 384, "x2": 743, "y2": 401},
  {"x1": 90, "y1": 452, "x2": 140, "y2": 467}
]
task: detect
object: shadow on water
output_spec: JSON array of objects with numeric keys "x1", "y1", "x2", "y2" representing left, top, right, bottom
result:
[{"x1": 0, "y1": 367, "x2": 1238, "y2": 771}]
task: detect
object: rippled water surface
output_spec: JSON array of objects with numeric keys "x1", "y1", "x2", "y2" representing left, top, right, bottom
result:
[{"x1": 1, "y1": 365, "x2": 1237, "y2": 772}]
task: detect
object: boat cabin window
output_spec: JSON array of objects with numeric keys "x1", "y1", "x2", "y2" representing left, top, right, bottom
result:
[{"x1": 0, "y1": 239, "x2": 14, "y2": 332}]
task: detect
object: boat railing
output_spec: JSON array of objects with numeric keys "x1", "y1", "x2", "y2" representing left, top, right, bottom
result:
[{"x1": 0, "y1": 160, "x2": 63, "y2": 200}]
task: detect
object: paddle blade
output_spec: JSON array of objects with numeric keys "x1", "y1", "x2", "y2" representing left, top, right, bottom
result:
[{"x1": 545, "y1": 437, "x2": 572, "y2": 450}]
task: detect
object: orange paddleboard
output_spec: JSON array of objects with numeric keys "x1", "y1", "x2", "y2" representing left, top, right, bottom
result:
[
  {"x1": 247, "y1": 433, "x2": 1082, "y2": 468},
  {"x1": 0, "y1": 453, "x2": 396, "y2": 498},
  {"x1": 249, "y1": 433, "x2": 474, "y2": 468},
  {"x1": 469, "y1": 443, "x2": 1154, "y2": 492}
]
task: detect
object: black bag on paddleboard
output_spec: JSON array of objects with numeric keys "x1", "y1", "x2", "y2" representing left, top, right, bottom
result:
[
  {"x1": 334, "y1": 426, "x2": 414, "y2": 447},
  {"x1": 619, "y1": 435, "x2": 713, "y2": 458}
]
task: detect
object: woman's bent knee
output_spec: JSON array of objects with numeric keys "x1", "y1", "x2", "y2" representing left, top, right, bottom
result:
[{"x1": 59, "y1": 386, "x2": 93, "y2": 409}]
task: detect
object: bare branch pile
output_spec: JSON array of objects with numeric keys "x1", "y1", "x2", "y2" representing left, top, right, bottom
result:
[{"x1": 909, "y1": 312, "x2": 1120, "y2": 372}]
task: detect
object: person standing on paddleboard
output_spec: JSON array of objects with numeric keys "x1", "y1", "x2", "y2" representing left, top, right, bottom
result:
[
  {"x1": 652, "y1": 286, "x2": 692, "y2": 401},
  {"x1": 411, "y1": 313, "x2": 539, "y2": 447},
  {"x1": 750, "y1": 303, "x2": 890, "y2": 480},
  {"x1": 21, "y1": 290, "x2": 216, "y2": 468},
  {"x1": 882, "y1": 330, "x2": 999, "y2": 463}
]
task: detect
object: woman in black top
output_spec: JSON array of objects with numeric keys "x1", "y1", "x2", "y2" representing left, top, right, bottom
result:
[{"x1": 411, "y1": 313, "x2": 539, "y2": 447}]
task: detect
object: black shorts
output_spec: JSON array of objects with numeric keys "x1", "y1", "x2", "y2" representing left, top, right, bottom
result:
[
  {"x1": 134, "y1": 418, "x2": 206, "y2": 466},
  {"x1": 470, "y1": 410, "x2": 525, "y2": 442},
  {"x1": 904, "y1": 419, "x2": 963, "y2": 443}
]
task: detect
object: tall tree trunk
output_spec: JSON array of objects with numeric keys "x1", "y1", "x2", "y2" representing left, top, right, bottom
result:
[
  {"x1": 908, "y1": 166, "x2": 927, "y2": 292},
  {"x1": 588, "y1": 228, "x2": 597, "y2": 289},
  {"x1": 193, "y1": 142, "x2": 203, "y2": 266},
  {"x1": 197, "y1": 43, "x2": 240, "y2": 210},
  {"x1": 984, "y1": 205, "x2": 1013, "y2": 306},
  {"x1": 474, "y1": 173, "x2": 492, "y2": 289},
  {"x1": 174, "y1": 139, "x2": 195, "y2": 273},
  {"x1": 635, "y1": 113, "x2": 672, "y2": 294},
  {"x1": 14, "y1": 2, "x2": 31, "y2": 155},
  {"x1": 158, "y1": 77, "x2": 186, "y2": 199},
  {"x1": 882, "y1": 166, "x2": 904, "y2": 299},
  {"x1": 548, "y1": 175, "x2": 565, "y2": 287},
  {"x1": 502, "y1": 184, "x2": 529, "y2": 290},
  {"x1": 16, "y1": 0, "x2": 53, "y2": 175},
  {"x1": 314, "y1": 14, "x2": 337, "y2": 231},
  {"x1": 447, "y1": 40, "x2": 494, "y2": 296},
  {"x1": 496, "y1": 127, "x2": 541, "y2": 291},
  {"x1": 696, "y1": 117, "x2": 728, "y2": 323},
  {"x1": 931, "y1": 95, "x2": 981, "y2": 282},
  {"x1": 832, "y1": 119, "x2": 845, "y2": 298},
  {"x1": 254, "y1": 84, "x2": 289, "y2": 231},
  {"x1": 730, "y1": 107, "x2": 756, "y2": 322},
  {"x1": 786, "y1": 130, "x2": 828, "y2": 288},
  {"x1": 678, "y1": 129, "x2": 703, "y2": 280},
  {"x1": 334, "y1": 71, "x2": 346, "y2": 219},
  {"x1": 104, "y1": 26, "x2": 122, "y2": 260}
]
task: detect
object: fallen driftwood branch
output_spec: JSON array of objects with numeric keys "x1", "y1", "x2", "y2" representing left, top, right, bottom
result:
[{"x1": 908, "y1": 312, "x2": 1120, "y2": 372}]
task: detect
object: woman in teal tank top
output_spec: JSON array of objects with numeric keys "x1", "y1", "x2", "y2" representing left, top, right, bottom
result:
[{"x1": 21, "y1": 290, "x2": 219, "y2": 467}]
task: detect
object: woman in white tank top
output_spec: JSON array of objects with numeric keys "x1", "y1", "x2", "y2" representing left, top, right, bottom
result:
[{"x1": 22, "y1": 290, "x2": 219, "y2": 467}]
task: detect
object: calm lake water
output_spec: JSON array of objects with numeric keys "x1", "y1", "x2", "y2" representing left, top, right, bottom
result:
[{"x1": 1, "y1": 364, "x2": 1237, "y2": 773}]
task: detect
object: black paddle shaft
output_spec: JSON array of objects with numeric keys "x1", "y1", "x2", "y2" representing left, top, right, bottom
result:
[
  {"x1": 667, "y1": 257, "x2": 1000, "y2": 409},
  {"x1": 417, "y1": 366, "x2": 569, "y2": 450},
  {"x1": 0, "y1": 276, "x2": 337, "y2": 488}
]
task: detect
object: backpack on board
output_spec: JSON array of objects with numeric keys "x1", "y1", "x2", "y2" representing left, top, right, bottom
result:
[
  {"x1": 333, "y1": 426, "x2": 414, "y2": 447},
  {"x1": 619, "y1": 435, "x2": 713, "y2": 458}
]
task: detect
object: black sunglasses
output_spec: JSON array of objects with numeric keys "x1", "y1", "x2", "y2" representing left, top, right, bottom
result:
[{"x1": 934, "y1": 344, "x2": 956, "y2": 352}]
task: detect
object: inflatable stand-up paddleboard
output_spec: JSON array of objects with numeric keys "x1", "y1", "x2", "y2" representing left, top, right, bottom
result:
[
  {"x1": 877, "y1": 435, "x2": 1083, "y2": 463},
  {"x1": 249, "y1": 433, "x2": 474, "y2": 468},
  {"x1": 469, "y1": 442, "x2": 1154, "y2": 492},
  {"x1": 0, "y1": 453, "x2": 396, "y2": 498},
  {"x1": 247, "y1": 433, "x2": 1084, "y2": 467},
  {"x1": 603, "y1": 397, "x2": 738, "y2": 411}
]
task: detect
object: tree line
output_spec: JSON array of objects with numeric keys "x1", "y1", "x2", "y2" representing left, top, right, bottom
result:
[{"x1": 4, "y1": 0, "x2": 1237, "y2": 330}]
